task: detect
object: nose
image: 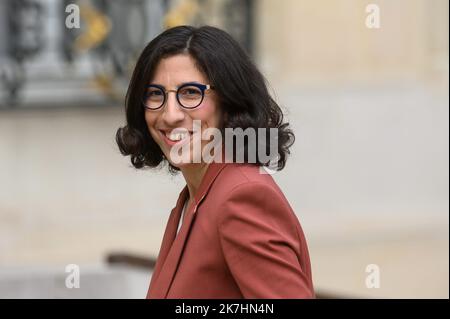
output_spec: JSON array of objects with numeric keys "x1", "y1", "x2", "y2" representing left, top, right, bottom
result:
[{"x1": 161, "y1": 90, "x2": 185, "y2": 125}]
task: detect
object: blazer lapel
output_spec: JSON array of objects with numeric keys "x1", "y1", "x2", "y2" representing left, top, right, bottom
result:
[
  {"x1": 147, "y1": 162, "x2": 227, "y2": 298},
  {"x1": 146, "y1": 186, "x2": 188, "y2": 298}
]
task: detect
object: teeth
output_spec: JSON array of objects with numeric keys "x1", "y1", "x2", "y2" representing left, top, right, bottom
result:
[{"x1": 166, "y1": 131, "x2": 189, "y2": 141}]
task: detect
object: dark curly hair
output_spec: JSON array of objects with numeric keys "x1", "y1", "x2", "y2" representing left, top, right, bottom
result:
[{"x1": 116, "y1": 25, "x2": 294, "y2": 173}]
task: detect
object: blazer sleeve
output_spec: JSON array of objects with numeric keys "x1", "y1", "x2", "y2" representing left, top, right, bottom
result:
[{"x1": 217, "y1": 181, "x2": 314, "y2": 298}]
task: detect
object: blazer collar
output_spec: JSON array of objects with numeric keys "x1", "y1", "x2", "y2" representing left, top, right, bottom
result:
[{"x1": 147, "y1": 161, "x2": 228, "y2": 298}]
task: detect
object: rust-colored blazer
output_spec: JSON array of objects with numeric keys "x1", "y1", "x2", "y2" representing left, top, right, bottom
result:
[{"x1": 146, "y1": 162, "x2": 314, "y2": 298}]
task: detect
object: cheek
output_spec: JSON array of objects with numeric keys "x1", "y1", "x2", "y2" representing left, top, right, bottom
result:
[
  {"x1": 195, "y1": 100, "x2": 222, "y2": 128},
  {"x1": 144, "y1": 112, "x2": 158, "y2": 136},
  {"x1": 145, "y1": 111, "x2": 156, "y2": 125}
]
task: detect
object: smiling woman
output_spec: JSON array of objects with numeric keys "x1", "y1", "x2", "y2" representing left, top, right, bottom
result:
[
  {"x1": 115, "y1": 25, "x2": 314, "y2": 299},
  {"x1": 144, "y1": 54, "x2": 222, "y2": 168}
]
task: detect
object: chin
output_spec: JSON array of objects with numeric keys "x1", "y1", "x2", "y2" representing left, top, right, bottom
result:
[
  {"x1": 166, "y1": 153, "x2": 205, "y2": 170},
  {"x1": 167, "y1": 157, "x2": 193, "y2": 169}
]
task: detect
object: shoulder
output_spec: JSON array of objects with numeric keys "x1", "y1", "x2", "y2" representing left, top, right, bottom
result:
[
  {"x1": 209, "y1": 163, "x2": 298, "y2": 229},
  {"x1": 212, "y1": 163, "x2": 283, "y2": 197}
]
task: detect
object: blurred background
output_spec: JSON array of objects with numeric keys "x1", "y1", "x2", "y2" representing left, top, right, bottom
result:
[{"x1": 0, "y1": 0, "x2": 448, "y2": 298}]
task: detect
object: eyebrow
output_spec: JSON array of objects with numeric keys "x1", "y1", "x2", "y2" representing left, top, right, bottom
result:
[{"x1": 147, "y1": 81, "x2": 203, "y2": 88}]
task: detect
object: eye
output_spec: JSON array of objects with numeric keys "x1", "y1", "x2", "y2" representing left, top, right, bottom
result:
[
  {"x1": 179, "y1": 86, "x2": 202, "y2": 98},
  {"x1": 148, "y1": 89, "x2": 162, "y2": 96},
  {"x1": 146, "y1": 87, "x2": 164, "y2": 99}
]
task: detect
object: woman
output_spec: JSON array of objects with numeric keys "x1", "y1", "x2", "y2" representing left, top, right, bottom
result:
[{"x1": 116, "y1": 25, "x2": 314, "y2": 298}]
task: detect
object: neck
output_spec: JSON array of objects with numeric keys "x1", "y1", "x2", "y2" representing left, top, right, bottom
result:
[{"x1": 180, "y1": 163, "x2": 210, "y2": 203}]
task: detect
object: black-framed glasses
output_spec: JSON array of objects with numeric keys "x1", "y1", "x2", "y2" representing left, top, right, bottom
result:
[{"x1": 143, "y1": 82, "x2": 214, "y2": 110}]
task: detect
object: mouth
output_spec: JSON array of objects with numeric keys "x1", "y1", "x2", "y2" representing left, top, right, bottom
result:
[{"x1": 159, "y1": 129, "x2": 193, "y2": 145}]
